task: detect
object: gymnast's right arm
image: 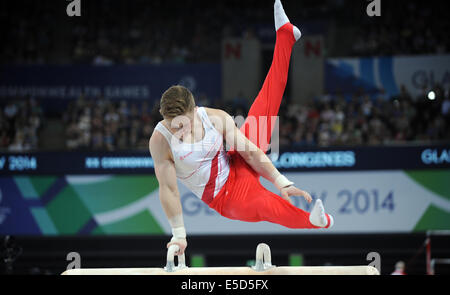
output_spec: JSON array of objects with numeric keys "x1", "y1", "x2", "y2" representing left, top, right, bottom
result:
[{"x1": 149, "y1": 131, "x2": 187, "y2": 255}]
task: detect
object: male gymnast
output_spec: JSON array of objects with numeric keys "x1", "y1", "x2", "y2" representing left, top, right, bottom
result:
[{"x1": 150, "y1": 0, "x2": 334, "y2": 255}]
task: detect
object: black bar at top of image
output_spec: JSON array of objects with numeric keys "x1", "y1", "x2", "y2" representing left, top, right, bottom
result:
[{"x1": 0, "y1": 144, "x2": 448, "y2": 175}]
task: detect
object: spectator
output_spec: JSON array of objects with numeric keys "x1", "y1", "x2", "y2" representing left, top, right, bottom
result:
[{"x1": 1, "y1": 97, "x2": 43, "y2": 151}]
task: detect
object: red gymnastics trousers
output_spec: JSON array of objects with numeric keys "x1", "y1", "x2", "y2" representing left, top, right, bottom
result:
[{"x1": 207, "y1": 23, "x2": 332, "y2": 229}]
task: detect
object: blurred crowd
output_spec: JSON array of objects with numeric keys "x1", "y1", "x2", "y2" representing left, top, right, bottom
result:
[
  {"x1": 1, "y1": 0, "x2": 448, "y2": 65},
  {"x1": 351, "y1": 1, "x2": 449, "y2": 56},
  {"x1": 62, "y1": 96, "x2": 160, "y2": 151},
  {"x1": 1, "y1": 0, "x2": 449, "y2": 151},
  {"x1": 0, "y1": 97, "x2": 43, "y2": 151},
  {"x1": 1, "y1": 85, "x2": 449, "y2": 152},
  {"x1": 59, "y1": 84, "x2": 449, "y2": 151},
  {"x1": 276, "y1": 85, "x2": 450, "y2": 149},
  {"x1": 1, "y1": 0, "x2": 263, "y2": 65}
]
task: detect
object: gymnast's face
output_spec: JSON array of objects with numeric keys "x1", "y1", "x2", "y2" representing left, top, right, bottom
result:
[{"x1": 165, "y1": 109, "x2": 196, "y2": 139}]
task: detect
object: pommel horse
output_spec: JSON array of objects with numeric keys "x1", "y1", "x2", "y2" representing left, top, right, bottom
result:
[{"x1": 62, "y1": 243, "x2": 379, "y2": 275}]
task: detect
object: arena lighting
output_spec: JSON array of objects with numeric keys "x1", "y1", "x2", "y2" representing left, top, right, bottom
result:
[{"x1": 428, "y1": 91, "x2": 436, "y2": 101}]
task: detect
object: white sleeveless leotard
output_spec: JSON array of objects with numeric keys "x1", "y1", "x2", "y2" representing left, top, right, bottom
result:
[{"x1": 154, "y1": 107, "x2": 230, "y2": 203}]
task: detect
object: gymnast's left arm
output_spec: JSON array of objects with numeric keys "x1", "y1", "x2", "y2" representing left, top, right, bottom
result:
[{"x1": 208, "y1": 108, "x2": 312, "y2": 204}]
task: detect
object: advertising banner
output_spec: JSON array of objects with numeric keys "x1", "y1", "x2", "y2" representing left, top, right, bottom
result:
[
  {"x1": 325, "y1": 55, "x2": 450, "y2": 98},
  {"x1": 0, "y1": 64, "x2": 221, "y2": 110},
  {"x1": 0, "y1": 145, "x2": 448, "y2": 236},
  {"x1": 1, "y1": 145, "x2": 448, "y2": 175},
  {"x1": 221, "y1": 38, "x2": 262, "y2": 102},
  {"x1": 291, "y1": 35, "x2": 324, "y2": 103},
  {"x1": 0, "y1": 169, "x2": 448, "y2": 235}
]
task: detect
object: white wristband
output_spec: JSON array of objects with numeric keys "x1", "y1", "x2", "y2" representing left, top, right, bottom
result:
[
  {"x1": 171, "y1": 226, "x2": 186, "y2": 239},
  {"x1": 274, "y1": 174, "x2": 294, "y2": 191}
]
